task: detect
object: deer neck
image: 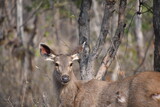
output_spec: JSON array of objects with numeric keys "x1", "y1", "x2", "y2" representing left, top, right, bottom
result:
[{"x1": 54, "y1": 72, "x2": 80, "y2": 106}]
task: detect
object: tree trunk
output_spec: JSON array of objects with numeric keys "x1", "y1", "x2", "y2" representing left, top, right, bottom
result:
[
  {"x1": 17, "y1": 0, "x2": 24, "y2": 43},
  {"x1": 96, "y1": 0, "x2": 127, "y2": 80},
  {"x1": 92, "y1": 0, "x2": 101, "y2": 37},
  {"x1": 0, "y1": 0, "x2": 5, "y2": 43},
  {"x1": 135, "y1": 0, "x2": 144, "y2": 62},
  {"x1": 17, "y1": 0, "x2": 36, "y2": 106},
  {"x1": 153, "y1": 0, "x2": 160, "y2": 72},
  {"x1": 78, "y1": 0, "x2": 92, "y2": 80},
  {"x1": 78, "y1": 0, "x2": 115, "y2": 80}
]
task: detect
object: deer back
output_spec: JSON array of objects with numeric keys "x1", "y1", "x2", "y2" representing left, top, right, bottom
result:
[{"x1": 97, "y1": 71, "x2": 160, "y2": 107}]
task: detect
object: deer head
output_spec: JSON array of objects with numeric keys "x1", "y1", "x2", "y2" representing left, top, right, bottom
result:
[{"x1": 40, "y1": 43, "x2": 81, "y2": 85}]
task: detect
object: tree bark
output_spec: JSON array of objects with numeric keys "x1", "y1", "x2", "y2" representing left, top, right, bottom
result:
[
  {"x1": 78, "y1": 0, "x2": 92, "y2": 80},
  {"x1": 153, "y1": 0, "x2": 160, "y2": 72}
]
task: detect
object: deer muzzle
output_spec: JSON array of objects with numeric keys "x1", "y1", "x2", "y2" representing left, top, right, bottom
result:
[{"x1": 61, "y1": 75, "x2": 70, "y2": 84}]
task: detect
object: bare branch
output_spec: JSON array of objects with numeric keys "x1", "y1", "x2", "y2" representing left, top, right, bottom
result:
[
  {"x1": 28, "y1": 15, "x2": 38, "y2": 47},
  {"x1": 91, "y1": 0, "x2": 116, "y2": 60},
  {"x1": 96, "y1": 0, "x2": 127, "y2": 80},
  {"x1": 83, "y1": 0, "x2": 116, "y2": 80},
  {"x1": 21, "y1": 1, "x2": 43, "y2": 27},
  {"x1": 78, "y1": 0, "x2": 116, "y2": 80}
]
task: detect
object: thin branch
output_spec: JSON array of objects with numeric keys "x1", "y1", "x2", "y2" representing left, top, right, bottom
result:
[
  {"x1": 28, "y1": 15, "x2": 38, "y2": 47},
  {"x1": 60, "y1": 39, "x2": 71, "y2": 49},
  {"x1": 21, "y1": 1, "x2": 43, "y2": 27},
  {"x1": 91, "y1": 1, "x2": 116, "y2": 60},
  {"x1": 124, "y1": 12, "x2": 136, "y2": 54},
  {"x1": 96, "y1": 0, "x2": 127, "y2": 80},
  {"x1": 141, "y1": 8, "x2": 152, "y2": 14},
  {"x1": 42, "y1": 92, "x2": 50, "y2": 107},
  {"x1": 134, "y1": 35, "x2": 154, "y2": 73},
  {"x1": 141, "y1": 2, "x2": 153, "y2": 13},
  {"x1": 6, "y1": 96, "x2": 14, "y2": 107}
]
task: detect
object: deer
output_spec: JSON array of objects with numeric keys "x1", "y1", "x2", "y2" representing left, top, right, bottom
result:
[{"x1": 40, "y1": 43, "x2": 160, "y2": 107}]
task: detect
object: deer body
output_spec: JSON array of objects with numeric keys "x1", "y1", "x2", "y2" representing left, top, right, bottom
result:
[{"x1": 40, "y1": 44, "x2": 160, "y2": 107}]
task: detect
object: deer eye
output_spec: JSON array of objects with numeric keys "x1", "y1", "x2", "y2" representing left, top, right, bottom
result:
[
  {"x1": 55, "y1": 63, "x2": 59, "y2": 67},
  {"x1": 69, "y1": 63, "x2": 73, "y2": 67}
]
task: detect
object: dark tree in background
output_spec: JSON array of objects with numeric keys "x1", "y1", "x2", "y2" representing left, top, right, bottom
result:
[{"x1": 153, "y1": 0, "x2": 160, "y2": 72}]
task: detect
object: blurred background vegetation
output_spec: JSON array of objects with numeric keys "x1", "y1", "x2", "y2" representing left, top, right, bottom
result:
[{"x1": 0, "y1": 0, "x2": 153, "y2": 106}]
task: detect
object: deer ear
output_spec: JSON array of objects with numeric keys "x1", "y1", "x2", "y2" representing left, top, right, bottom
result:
[
  {"x1": 39, "y1": 43, "x2": 56, "y2": 61},
  {"x1": 71, "y1": 53, "x2": 79, "y2": 61},
  {"x1": 70, "y1": 43, "x2": 84, "y2": 56},
  {"x1": 70, "y1": 42, "x2": 85, "y2": 61}
]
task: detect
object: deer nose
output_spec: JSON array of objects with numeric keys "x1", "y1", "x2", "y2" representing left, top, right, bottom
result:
[{"x1": 61, "y1": 75, "x2": 70, "y2": 83}]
